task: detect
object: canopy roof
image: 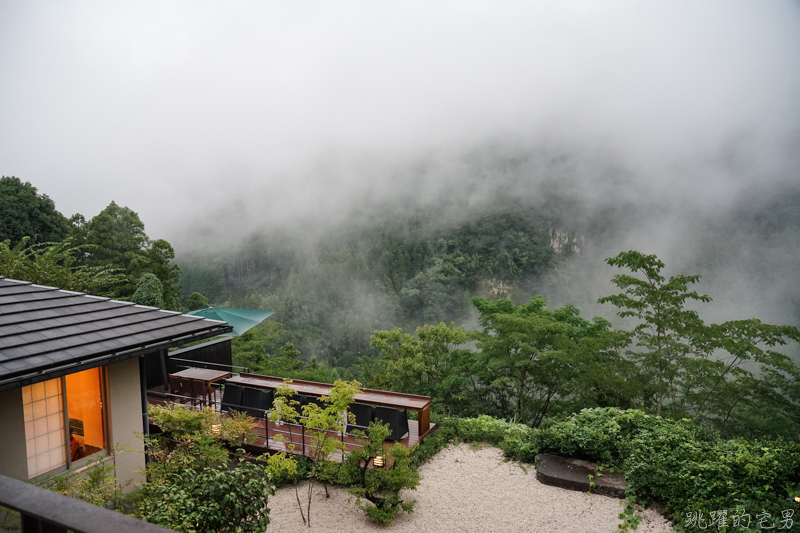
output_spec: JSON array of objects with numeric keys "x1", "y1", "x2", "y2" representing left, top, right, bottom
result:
[
  {"x1": 186, "y1": 307, "x2": 275, "y2": 336},
  {"x1": 0, "y1": 277, "x2": 233, "y2": 391}
]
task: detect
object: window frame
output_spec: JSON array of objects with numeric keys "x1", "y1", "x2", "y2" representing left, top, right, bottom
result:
[{"x1": 24, "y1": 367, "x2": 111, "y2": 481}]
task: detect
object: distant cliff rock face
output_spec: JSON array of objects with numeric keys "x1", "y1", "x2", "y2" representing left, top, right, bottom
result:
[
  {"x1": 550, "y1": 228, "x2": 584, "y2": 256},
  {"x1": 485, "y1": 278, "x2": 513, "y2": 297}
]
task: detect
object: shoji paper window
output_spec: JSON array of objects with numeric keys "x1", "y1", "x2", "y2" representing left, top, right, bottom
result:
[{"x1": 22, "y1": 378, "x2": 66, "y2": 478}]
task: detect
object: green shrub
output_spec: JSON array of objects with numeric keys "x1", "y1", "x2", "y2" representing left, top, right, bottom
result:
[
  {"x1": 148, "y1": 403, "x2": 254, "y2": 444},
  {"x1": 534, "y1": 408, "x2": 800, "y2": 531},
  {"x1": 443, "y1": 415, "x2": 538, "y2": 463},
  {"x1": 420, "y1": 410, "x2": 800, "y2": 531},
  {"x1": 140, "y1": 404, "x2": 273, "y2": 532},
  {"x1": 138, "y1": 453, "x2": 274, "y2": 533},
  {"x1": 339, "y1": 421, "x2": 421, "y2": 524},
  {"x1": 131, "y1": 273, "x2": 165, "y2": 308},
  {"x1": 43, "y1": 455, "x2": 129, "y2": 510},
  {"x1": 409, "y1": 415, "x2": 457, "y2": 468},
  {"x1": 533, "y1": 407, "x2": 715, "y2": 464}
]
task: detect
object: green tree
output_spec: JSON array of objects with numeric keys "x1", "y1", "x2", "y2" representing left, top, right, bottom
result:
[
  {"x1": 142, "y1": 239, "x2": 181, "y2": 310},
  {"x1": 399, "y1": 253, "x2": 469, "y2": 324},
  {"x1": 469, "y1": 296, "x2": 616, "y2": 427},
  {"x1": 0, "y1": 176, "x2": 71, "y2": 246},
  {"x1": 139, "y1": 404, "x2": 272, "y2": 533},
  {"x1": 599, "y1": 250, "x2": 800, "y2": 437},
  {"x1": 186, "y1": 291, "x2": 210, "y2": 311},
  {"x1": 77, "y1": 201, "x2": 149, "y2": 272},
  {"x1": 368, "y1": 322, "x2": 472, "y2": 415},
  {"x1": 75, "y1": 202, "x2": 181, "y2": 308},
  {"x1": 339, "y1": 420, "x2": 420, "y2": 524},
  {"x1": 180, "y1": 257, "x2": 226, "y2": 304},
  {"x1": 268, "y1": 379, "x2": 362, "y2": 528},
  {"x1": 206, "y1": 200, "x2": 556, "y2": 365},
  {"x1": 232, "y1": 322, "x2": 303, "y2": 375},
  {"x1": 598, "y1": 251, "x2": 711, "y2": 417},
  {"x1": 130, "y1": 273, "x2": 165, "y2": 308}
]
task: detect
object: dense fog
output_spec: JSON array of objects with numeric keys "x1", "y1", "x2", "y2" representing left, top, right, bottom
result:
[{"x1": 2, "y1": 1, "x2": 798, "y2": 326}]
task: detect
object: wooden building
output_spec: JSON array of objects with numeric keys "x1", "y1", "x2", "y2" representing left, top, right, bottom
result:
[{"x1": 0, "y1": 277, "x2": 232, "y2": 487}]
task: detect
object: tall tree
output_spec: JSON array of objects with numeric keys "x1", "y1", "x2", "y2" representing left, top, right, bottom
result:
[
  {"x1": 469, "y1": 296, "x2": 616, "y2": 427},
  {"x1": 77, "y1": 201, "x2": 149, "y2": 273},
  {"x1": 74, "y1": 202, "x2": 181, "y2": 309},
  {"x1": 232, "y1": 322, "x2": 303, "y2": 375},
  {"x1": 600, "y1": 250, "x2": 800, "y2": 437},
  {"x1": 0, "y1": 176, "x2": 70, "y2": 246},
  {"x1": 179, "y1": 256, "x2": 226, "y2": 304},
  {"x1": 186, "y1": 291, "x2": 210, "y2": 311},
  {"x1": 598, "y1": 250, "x2": 711, "y2": 416},
  {"x1": 142, "y1": 239, "x2": 181, "y2": 310},
  {"x1": 368, "y1": 322, "x2": 471, "y2": 415}
]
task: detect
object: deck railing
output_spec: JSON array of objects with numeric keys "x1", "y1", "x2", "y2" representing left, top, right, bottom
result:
[
  {"x1": 149, "y1": 369, "x2": 427, "y2": 461},
  {"x1": 0, "y1": 474, "x2": 170, "y2": 533},
  {"x1": 151, "y1": 393, "x2": 371, "y2": 460},
  {"x1": 247, "y1": 413, "x2": 371, "y2": 461}
]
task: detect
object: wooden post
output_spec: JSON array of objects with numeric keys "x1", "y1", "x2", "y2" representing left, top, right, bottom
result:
[{"x1": 418, "y1": 403, "x2": 431, "y2": 436}]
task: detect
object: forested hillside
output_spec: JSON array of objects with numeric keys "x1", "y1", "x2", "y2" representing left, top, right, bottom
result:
[
  {"x1": 180, "y1": 198, "x2": 565, "y2": 363},
  {"x1": 178, "y1": 169, "x2": 800, "y2": 379}
]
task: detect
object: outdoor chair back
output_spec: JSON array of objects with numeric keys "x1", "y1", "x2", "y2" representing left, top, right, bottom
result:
[
  {"x1": 347, "y1": 402, "x2": 376, "y2": 435},
  {"x1": 259, "y1": 390, "x2": 274, "y2": 417},
  {"x1": 168, "y1": 375, "x2": 183, "y2": 400},
  {"x1": 288, "y1": 394, "x2": 307, "y2": 412},
  {"x1": 184, "y1": 378, "x2": 205, "y2": 406},
  {"x1": 242, "y1": 386, "x2": 263, "y2": 419},
  {"x1": 305, "y1": 396, "x2": 326, "y2": 410},
  {"x1": 220, "y1": 384, "x2": 244, "y2": 414},
  {"x1": 374, "y1": 406, "x2": 409, "y2": 441}
]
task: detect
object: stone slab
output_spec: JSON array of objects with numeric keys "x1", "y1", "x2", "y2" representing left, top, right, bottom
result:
[{"x1": 535, "y1": 453, "x2": 627, "y2": 499}]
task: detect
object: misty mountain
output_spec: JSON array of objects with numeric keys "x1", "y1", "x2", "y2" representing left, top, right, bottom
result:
[{"x1": 177, "y1": 148, "x2": 800, "y2": 365}]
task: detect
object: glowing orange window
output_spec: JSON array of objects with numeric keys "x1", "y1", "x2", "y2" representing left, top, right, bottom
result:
[{"x1": 65, "y1": 368, "x2": 106, "y2": 459}]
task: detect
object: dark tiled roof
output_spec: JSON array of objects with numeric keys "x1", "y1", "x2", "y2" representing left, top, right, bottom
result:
[{"x1": 0, "y1": 277, "x2": 233, "y2": 390}]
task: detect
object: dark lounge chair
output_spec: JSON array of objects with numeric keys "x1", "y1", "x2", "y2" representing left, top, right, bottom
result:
[
  {"x1": 347, "y1": 402, "x2": 375, "y2": 435},
  {"x1": 242, "y1": 387, "x2": 263, "y2": 419},
  {"x1": 305, "y1": 396, "x2": 326, "y2": 410},
  {"x1": 220, "y1": 384, "x2": 244, "y2": 414},
  {"x1": 288, "y1": 394, "x2": 307, "y2": 412},
  {"x1": 260, "y1": 389, "x2": 274, "y2": 416},
  {"x1": 374, "y1": 406, "x2": 409, "y2": 441}
]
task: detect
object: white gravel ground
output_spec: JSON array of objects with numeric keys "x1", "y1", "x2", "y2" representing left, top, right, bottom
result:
[{"x1": 266, "y1": 443, "x2": 675, "y2": 532}]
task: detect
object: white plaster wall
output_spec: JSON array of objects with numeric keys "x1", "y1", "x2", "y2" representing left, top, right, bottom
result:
[{"x1": 106, "y1": 358, "x2": 146, "y2": 492}]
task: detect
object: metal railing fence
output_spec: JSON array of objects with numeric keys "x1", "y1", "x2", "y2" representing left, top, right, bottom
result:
[{"x1": 0, "y1": 474, "x2": 171, "y2": 533}]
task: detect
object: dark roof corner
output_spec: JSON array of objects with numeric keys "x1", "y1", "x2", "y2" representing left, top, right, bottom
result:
[{"x1": 0, "y1": 278, "x2": 233, "y2": 391}]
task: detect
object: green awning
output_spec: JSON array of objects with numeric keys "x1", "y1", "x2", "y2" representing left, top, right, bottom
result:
[{"x1": 186, "y1": 308, "x2": 275, "y2": 336}]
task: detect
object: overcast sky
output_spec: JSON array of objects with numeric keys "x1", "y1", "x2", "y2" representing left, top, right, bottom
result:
[{"x1": 1, "y1": 1, "x2": 799, "y2": 246}]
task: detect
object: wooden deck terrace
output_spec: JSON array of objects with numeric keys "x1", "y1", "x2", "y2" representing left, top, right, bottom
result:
[
  {"x1": 229, "y1": 373, "x2": 433, "y2": 435},
  {"x1": 146, "y1": 378, "x2": 437, "y2": 463}
]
